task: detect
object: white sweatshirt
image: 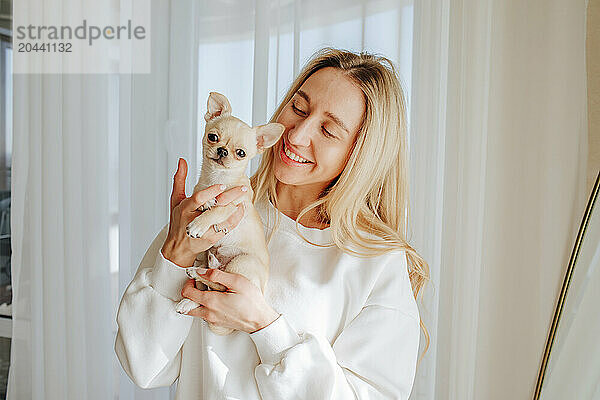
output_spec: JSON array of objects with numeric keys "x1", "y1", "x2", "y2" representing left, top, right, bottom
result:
[{"x1": 114, "y1": 198, "x2": 420, "y2": 399}]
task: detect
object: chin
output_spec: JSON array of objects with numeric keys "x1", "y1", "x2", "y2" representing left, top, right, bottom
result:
[
  {"x1": 274, "y1": 165, "x2": 333, "y2": 189},
  {"x1": 273, "y1": 166, "x2": 304, "y2": 186},
  {"x1": 273, "y1": 146, "x2": 315, "y2": 184}
]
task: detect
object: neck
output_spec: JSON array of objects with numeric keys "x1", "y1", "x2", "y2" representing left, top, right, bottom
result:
[
  {"x1": 194, "y1": 162, "x2": 248, "y2": 192},
  {"x1": 275, "y1": 181, "x2": 330, "y2": 229}
]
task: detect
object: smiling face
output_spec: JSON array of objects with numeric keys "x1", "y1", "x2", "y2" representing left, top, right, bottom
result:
[{"x1": 273, "y1": 67, "x2": 366, "y2": 194}]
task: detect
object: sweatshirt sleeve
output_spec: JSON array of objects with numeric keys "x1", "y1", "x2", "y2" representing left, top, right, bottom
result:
[
  {"x1": 114, "y1": 223, "x2": 195, "y2": 389},
  {"x1": 248, "y1": 250, "x2": 420, "y2": 400}
]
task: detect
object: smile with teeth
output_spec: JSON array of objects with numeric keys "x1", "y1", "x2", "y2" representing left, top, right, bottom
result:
[{"x1": 283, "y1": 142, "x2": 312, "y2": 163}]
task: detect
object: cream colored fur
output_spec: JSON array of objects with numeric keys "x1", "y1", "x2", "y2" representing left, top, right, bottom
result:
[{"x1": 174, "y1": 92, "x2": 284, "y2": 335}]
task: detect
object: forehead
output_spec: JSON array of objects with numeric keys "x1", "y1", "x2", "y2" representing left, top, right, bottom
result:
[
  {"x1": 208, "y1": 117, "x2": 253, "y2": 143},
  {"x1": 208, "y1": 117, "x2": 249, "y2": 132},
  {"x1": 297, "y1": 67, "x2": 365, "y2": 134}
]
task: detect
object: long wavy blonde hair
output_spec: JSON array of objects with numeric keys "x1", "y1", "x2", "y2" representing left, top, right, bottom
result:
[{"x1": 250, "y1": 47, "x2": 430, "y2": 361}]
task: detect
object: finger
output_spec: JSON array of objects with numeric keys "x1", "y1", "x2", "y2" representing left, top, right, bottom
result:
[
  {"x1": 185, "y1": 305, "x2": 208, "y2": 319},
  {"x1": 186, "y1": 202, "x2": 239, "y2": 234},
  {"x1": 171, "y1": 158, "x2": 188, "y2": 211},
  {"x1": 195, "y1": 203, "x2": 245, "y2": 243},
  {"x1": 181, "y1": 278, "x2": 196, "y2": 296},
  {"x1": 223, "y1": 202, "x2": 245, "y2": 229},
  {"x1": 185, "y1": 305, "x2": 220, "y2": 326},
  {"x1": 181, "y1": 184, "x2": 228, "y2": 213},
  {"x1": 181, "y1": 279, "x2": 221, "y2": 306},
  {"x1": 201, "y1": 268, "x2": 243, "y2": 292},
  {"x1": 181, "y1": 278, "x2": 207, "y2": 303},
  {"x1": 214, "y1": 185, "x2": 249, "y2": 206}
]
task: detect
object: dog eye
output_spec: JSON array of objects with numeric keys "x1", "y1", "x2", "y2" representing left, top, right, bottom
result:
[
  {"x1": 236, "y1": 149, "x2": 246, "y2": 158},
  {"x1": 207, "y1": 133, "x2": 219, "y2": 142}
]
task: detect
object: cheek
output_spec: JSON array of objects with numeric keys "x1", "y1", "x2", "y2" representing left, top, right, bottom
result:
[{"x1": 318, "y1": 146, "x2": 351, "y2": 174}]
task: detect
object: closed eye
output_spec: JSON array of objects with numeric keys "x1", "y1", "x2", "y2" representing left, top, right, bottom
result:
[
  {"x1": 291, "y1": 103, "x2": 306, "y2": 116},
  {"x1": 321, "y1": 126, "x2": 334, "y2": 138},
  {"x1": 292, "y1": 102, "x2": 335, "y2": 139}
]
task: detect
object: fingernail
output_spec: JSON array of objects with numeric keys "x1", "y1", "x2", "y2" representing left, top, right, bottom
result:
[
  {"x1": 196, "y1": 267, "x2": 209, "y2": 275},
  {"x1": 220, "y1": 184, "x2": 227, "y2": 190},
  {"x1": 241, "y1": 186, "x2": 248, "y2": 192}
]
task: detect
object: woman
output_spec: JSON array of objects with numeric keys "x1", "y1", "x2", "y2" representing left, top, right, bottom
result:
[{"x1": 115, "y1": 47, "x2": 429, "y2": 399}]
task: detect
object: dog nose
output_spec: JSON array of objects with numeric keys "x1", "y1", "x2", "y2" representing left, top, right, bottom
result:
[{"x1": 217, "y1": 147, "x2": 228, "y2": 157}]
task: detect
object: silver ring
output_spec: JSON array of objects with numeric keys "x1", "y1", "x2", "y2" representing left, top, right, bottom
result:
[
  {"x1": 212, "y1": 223, "x2": 222, "y2": 233},
  {"x1": 221, "y1": 226, "x2": 229, "y2": 234},
  {"x1": 197, "y1": 201, "x2": 213, "y2": 213}
]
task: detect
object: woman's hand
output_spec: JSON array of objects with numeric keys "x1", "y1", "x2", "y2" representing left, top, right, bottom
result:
[
  {"x1": 181, "y1": 269, "x2": 280, "y2": 334},
  {"x1": 161, "y1": 158, "x2": 247, "y2": 267}
]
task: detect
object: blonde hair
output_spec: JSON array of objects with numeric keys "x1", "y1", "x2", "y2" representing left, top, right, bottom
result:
[{"x1": 250, "y1": 47, "x2": 430, "y2": 362}]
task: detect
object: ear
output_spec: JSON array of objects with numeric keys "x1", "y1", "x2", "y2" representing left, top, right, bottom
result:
[
  {"x1": 256, "y1": 123, "x2": 285, "y2": 153},
  {"x1": 204, "y1": 92, "x2": 232, "y2": 122}
]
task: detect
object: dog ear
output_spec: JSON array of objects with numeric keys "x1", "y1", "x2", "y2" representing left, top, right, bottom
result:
[
  {"x1": 255, "y1": 123, "x2": 285, "y2": 153},
  {"x1": 205, "y1": 92, "x2": 232, "y2": 122}
]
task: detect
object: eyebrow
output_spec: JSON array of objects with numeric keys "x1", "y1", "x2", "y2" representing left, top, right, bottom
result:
[{"x1": 296, "y1": 90, "x2": 350, "y2": 135}]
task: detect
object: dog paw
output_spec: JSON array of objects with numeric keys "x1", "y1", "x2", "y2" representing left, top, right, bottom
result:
[
  {"x1": 207, "y1": 252, "x2": 221, "y2": 268},
  {"x1": 186, "y1": 217, "x2": 208, "y2": 238},
  {"x1": 185, "y1": 266, "x2": 208, "y2": 280},
  {"x1": 176, "y1": 298, "x2": 200, "y2": 315},
  {"x1": 205, "y1": 197, "x2": 217, "y2": 209}
]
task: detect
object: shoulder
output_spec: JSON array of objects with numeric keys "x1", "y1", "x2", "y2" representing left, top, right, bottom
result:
[
  {"x1": 336, "y1": 231, "x2": 414, "y2": 305},
  {"x1": 362, "y1": 247, "x2": 419, "y2": 322}
]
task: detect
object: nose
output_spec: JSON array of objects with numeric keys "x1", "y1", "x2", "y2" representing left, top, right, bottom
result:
[
  {"x1": 217, "y1": 147, "x2": 228, "y2": 158},
  {"x1": 287, "y1": 118, "x2": 314, "y2": 147}
]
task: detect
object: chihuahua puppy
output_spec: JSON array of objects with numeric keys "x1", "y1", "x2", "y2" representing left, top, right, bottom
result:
[{"x1": 175, "y1": 92, "x2": 284, "y2": 336}]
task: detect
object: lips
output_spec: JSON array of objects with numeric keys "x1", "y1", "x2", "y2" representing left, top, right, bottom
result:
[
  {"x1": 279, "y1": 142, "x2": 312, "y2": 167},
  {"x1": 281, "y1": 138, "x2": 313, "y2": 164}
]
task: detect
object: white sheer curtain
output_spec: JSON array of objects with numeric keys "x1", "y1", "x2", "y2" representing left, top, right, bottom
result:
[
  {"x1": 410, "y1": 0, "x2": 589, "y2": 399},
  {"x1": 9, "y1": 0, "x2": 176, "y2": 399},
  {"x1": 9, "y1": 0, "x2": 588, "y2": 399}
]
